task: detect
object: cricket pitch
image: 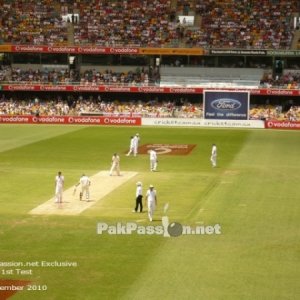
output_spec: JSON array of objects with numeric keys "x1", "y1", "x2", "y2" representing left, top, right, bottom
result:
[{"x1": 29, "y1": 171, "x2": 138, "y2": 215}]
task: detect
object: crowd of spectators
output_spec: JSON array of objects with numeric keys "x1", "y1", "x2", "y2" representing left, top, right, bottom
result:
[
  {"x1": 0, "y1": 0, "x2": 299, "y2": 49},
  {"x1": 189, "y1": 0, "x2": 299, "y2": 49},
  {"x1": 250, "y1": 105, "x2": 300, "y2": 121},
  {"x1": 0, "y1": 66, "x2": 160, "y2": 86},
  {"x1": 0, "y1": 0, "x2": 68, "y2": 45},
  {"x1": 0, "y1": 96, "x2": 299, "y2": 121},
  {"x1": 260, "y1": 72, "x2": 300, "y2": 89},
  {"x1": 0, "y1": 96, "x2": 202, "y2": 118},
  {"x1": 2, "y1": 64, "x2": 300, "y2": 90},
  {"x1": 80, "y1": 67, "x2": 160, "y2": 86},
  {"x1": 72, "y1": 0, "x2": 182, "y2": 47}
]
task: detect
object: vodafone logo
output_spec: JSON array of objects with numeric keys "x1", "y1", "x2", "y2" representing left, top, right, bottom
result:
[
  {"x1": 73, "y1": 86, "x2": 99, "y2": 92},
  {"x1": 266, "y1": 89, "x2": 293, "y2": 96},
  {"x1": 137, "y1": 87, "x2": 165, "y2": 93},
  {"x1": 78, "y1": 47, "x2": 107, "y2": 54},
  {"x1": 14, "y1": 45, "x2": 44, "y2": 52},
  {"x1": 109, "y1": 48, "x2": 139, "y2": 54},
  {"x1": 7, "y1": 85, "x2": 36, "y2": 91},
  {"x1": 0, "y1": 116, "x2": 29, "y2": 123},
  {"x1": 104, "y1": 87, "x2": 131, "y2": 92},
  {"x1": 170, "y1": 88, "x2": 196, "y2": 93},
  {"x1": 266, "y1": 120, "x2": 300, "y2": 130},
  {"x1": 103, "y1": 117, "x2": 137, "y2": 125},
  {"x1": 70, "y1": 117, "x2": 100, "y2": 124},
  {"x1": 47, "y1": 46, "x2": 77, "y2": 53}
]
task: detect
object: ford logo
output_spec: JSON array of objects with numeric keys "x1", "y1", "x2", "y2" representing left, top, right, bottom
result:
[{"x1": 211, "y1": 98, "x2": 242, "y2": 111}]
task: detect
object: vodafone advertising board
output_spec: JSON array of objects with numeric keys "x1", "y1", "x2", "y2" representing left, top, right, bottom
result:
[
  {"x1": 265, "y1": 120, "x2": 300, "y2": 130},
  {"x1": 0, "y1": 115, "x2": 141, "y2": 126},
  {"x1": 1, "y1": 85, "x2": 300, "y2": 96},
  {"x1": 11, "y1": 46, "x2": 139, "y2": 54}
]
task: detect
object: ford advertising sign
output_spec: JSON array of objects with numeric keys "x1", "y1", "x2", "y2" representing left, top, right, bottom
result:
[{"x1": 204, "y1": 91, "x2": 249, "y2": 120}]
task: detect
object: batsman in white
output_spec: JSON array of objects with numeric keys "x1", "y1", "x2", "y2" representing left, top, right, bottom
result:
[
  {"x1": 109, "y1": 153, "x2": 121, "y2": 176},
  {"x1": 149, "y1": 149, "x2": 158, "y2": 171},
  {"x1": 210, "y1": 143, "x2": 217, "y2": 168},
  {"x1": 145, "y1": 184, "x2": 157, "y2": 222},
  {"x1": 75, "y1": 174, "x2": 91, "y2": 201},
  {"x1": 54, "y1": 171, "x2": 64, "y2": 203}
]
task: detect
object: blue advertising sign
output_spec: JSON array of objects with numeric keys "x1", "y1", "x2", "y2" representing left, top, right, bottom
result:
[{"x1": 204, "y1": 91, "x2": 249, "y2": 120}]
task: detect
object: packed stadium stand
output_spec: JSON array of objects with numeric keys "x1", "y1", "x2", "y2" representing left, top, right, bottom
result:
[
  {"x1": 0, "y1": 0, "x2": 299, "y2": 48},
  {"x1": 0, "y1": 0, "x2": 300, "y2": 121}
]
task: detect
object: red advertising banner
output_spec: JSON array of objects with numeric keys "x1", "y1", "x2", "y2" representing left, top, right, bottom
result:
[
  {"x1": 10, "y1": 45, "x2": 140, "y2": 55},
  {"x1": 265, "y1": 120, "x2": 300, "y2": 130},
  {"x1": 0, "y1": 115, "x2": 141, "y2": 126},
  {"x1": 1, "y1": 84, "x2": 300, "y2": 96}
]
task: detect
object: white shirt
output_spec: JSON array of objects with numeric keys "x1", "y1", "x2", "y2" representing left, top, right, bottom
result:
[
  {"x1": 130, "y1": 137, "x2": 135, "y2": 148},
  {"x1": 146, "y1": 189, "x2": 156, "y2": 202},
  {"x1": 80, "y1": 175, "x2": 90, "y2": 187},
  {"x1": 55, "y1": 175, "x2": 64, "y2": 188},
  {"x1": 212, "y1": 145, "x2": 217, "y2": 156},
  {"x1": 149, "y1": 150, "x2": 157, "y2": 161},
  {"x1": 112, "y1": 155, "x2": 120, "y2": 164},
  {"x1": 136, "y1": 185, "x2": 143, "y2": 197},
  {"x1": 133, "y1": 135, "x2": 140, "y2": 147}
]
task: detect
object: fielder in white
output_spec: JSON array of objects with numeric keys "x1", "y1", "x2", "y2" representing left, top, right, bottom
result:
[
  {"x1": 109, "y1": 153, "x2": 120, "y2": 176},
  {"x1": 145, "y1": 184, "x2": 157, "y2": 222},
  {"x1": 211, "y1": 143, "x2": 217, "y2": 167},
  {"x1": 149, "y1": 149, "x2": 158, "y2": 171},
  {"x1": 75, "y1": 174, "x2": 91, "y2": 201},
  {"x1": 133, "y1": 133, "x2": 140, "y2": 156},
  {"x1": 55, "y1": 171, "x2": 64, "y2": 203},
  {"x1": 126, "y1": 136, "x2": 135, "y2": 156}
]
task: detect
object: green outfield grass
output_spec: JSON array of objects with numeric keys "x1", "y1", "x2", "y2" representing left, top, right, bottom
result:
[{"x1": 0, "y1": 124, "x2": 299, "y2": 300}]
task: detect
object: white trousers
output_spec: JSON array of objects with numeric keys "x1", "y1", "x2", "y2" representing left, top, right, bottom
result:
[
  {"x1": 150, "y1": 159, "x2": 157, "y2": 171},
  {"x1": 147, "y1": 201, "x2": 155, "y2": 221},
  {"x1": 127, "y1": 146, "x2": 134, "y2": 156},
  {"x1": 55, "y1": 187, "x2": 63, "y2": 203},
  {"x1": 81, "y1": 185, "x2": 90, "y2": 200},
  {"x1": 110, "y1": 163, "x2": 120, "y2": 175},
  {"x1": 211, "y1": 155, "x2": 217, "y2": 167}
]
